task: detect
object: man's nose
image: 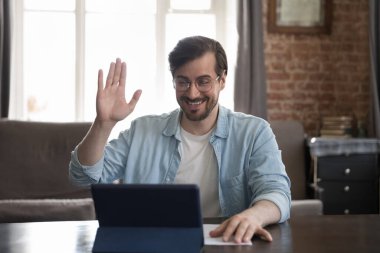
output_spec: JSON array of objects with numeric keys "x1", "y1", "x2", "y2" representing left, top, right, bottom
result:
[{"x1": 186, "y1": 82, "x2": 201, "y2": 98}]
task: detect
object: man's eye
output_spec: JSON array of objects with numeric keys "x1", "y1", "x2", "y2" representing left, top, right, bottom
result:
[
  {"x1": 198, "y1": 78, "x2": 211, "y2": 85},
  {"x1": 177, "y1": 80, "x2": 189, "y2": 86}
]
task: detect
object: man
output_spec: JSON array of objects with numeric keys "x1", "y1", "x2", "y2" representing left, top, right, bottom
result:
[{"x1": 70, "y1": 36, "x2": 291, "y2": 243}]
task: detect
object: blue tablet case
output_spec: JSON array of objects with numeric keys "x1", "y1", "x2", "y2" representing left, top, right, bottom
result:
[{"x1": 91, "y1": 184, "x2": 204, "y2": 253}]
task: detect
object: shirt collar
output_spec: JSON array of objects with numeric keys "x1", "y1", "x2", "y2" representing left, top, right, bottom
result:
[
  {"x1": 163, "y1": 108, "x2": 181, "y2": 139},
  {"x1": 213, "y1": 105, "x2": 229, "y2": 139}
]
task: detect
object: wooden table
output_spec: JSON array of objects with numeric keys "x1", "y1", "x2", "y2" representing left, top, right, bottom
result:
[{"x1": 0, "y1": 215, "x2": 379, "y2": 253}]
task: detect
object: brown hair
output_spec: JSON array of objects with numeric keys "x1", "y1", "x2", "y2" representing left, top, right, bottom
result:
[{"x1": 168, "y1": 36, "x2": 228, "y2": 77}]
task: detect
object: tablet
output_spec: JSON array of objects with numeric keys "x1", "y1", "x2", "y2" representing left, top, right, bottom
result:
[{"x1": 91, "y1": 183, "x2": 204, "y2": 253}]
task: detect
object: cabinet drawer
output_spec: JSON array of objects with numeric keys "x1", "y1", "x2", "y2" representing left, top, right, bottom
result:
[
  {"x1": 317, "y1": 154, "x2": 378, "y2": 180},
  {"x1": 318, "y1": 181, "x2": 379, "y2": 214},
  {"x1": 323, "y1": 199, "x2": 379, "y2": 214}
]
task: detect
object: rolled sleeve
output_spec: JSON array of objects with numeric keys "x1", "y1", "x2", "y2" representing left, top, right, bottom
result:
[
  {"x1": 247, "y1": 122, "x2": 291, "y2": 223},
  {"x1": 69, "y1": 146, "x2": 104, "y2": 186},
  {"x1": 251, "y1": 191, "x2": 291, "y2": 223}
]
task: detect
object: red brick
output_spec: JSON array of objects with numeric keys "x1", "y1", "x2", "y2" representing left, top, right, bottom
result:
[
  {"x1": 293, "y1": 53, "x2": 311, "y2": 61},
  {"x1": 359, "y1": 84, "x2": 370, "y2": 93},
  {"x1": 354, "y1": 93, "x2": 370, "y2": 101},
  {"x1": 296, "y1": 82, "x2": 319, "y2": 90},
  {"x1": 270, "y1": 42, "x2": 287, "y2": 51},
  {"x1": 292, "y1": 73, "x2": 308, "y2": 81},
  {"x1": 267, "y1": 72, "x2": 291, "y2": 81},
  {"x1": 270, "y1": 62, "x2": 286, "y2": 71},
  {"x1": 309, "y1": 73, "x2": 328, "y2": 81},
  {"x1": 319, "y1": 83, "x2": 335, "y2": 92},
  {"x1": 267, "y1": 92, "x2": 291, "y2": 100},
  {"x1": 318, "y1": 93, "x2": 336, "y2": 102},
  {"x1": 263, "y1": 0, "x2": 370, "y2": 136},
  {"x1": 265, "y1": 52, "x2": 292, "y2": 61},
  {"x1": 335, "y1": 83, "x2": 359, "y2": 93},
  {"x1": 268, "y1": 82, "x2": 284, "y2": 90},
  {"x1": 295, "y1": 62, "x2": 320, "y2": 72},
  {"x1": 291, "y1": 42, "x2": 319, "y2": 52},
  {"x1": 267, "y1": 102, "x2": 282, "y2": 110}
]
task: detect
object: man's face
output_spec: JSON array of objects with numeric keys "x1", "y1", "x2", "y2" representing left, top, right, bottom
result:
[{"x1": 174, "y1": 52, "x2": 225, "y2": 122}]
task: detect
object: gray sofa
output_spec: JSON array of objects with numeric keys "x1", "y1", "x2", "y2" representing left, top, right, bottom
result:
[
  {"x1": 0, "y1": 119, "x2": 320, "y2": 223},
  {"x1": 0, "y1": 120, "x2": 95, "y2": 222}
]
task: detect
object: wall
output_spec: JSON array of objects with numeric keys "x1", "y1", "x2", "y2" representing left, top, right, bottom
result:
[{"x1": 263, "y1": 0, "x2": 370, "y2": 136}]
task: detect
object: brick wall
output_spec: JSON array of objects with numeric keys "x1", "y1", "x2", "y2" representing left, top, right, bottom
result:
[{"x1": 263, "y1": 0, "x2": 370, "y2": 136}]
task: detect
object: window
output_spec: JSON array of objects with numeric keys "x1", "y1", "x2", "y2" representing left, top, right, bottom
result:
[{"x1": 10, "y1": 0, "x2": 237, "y2": 137}]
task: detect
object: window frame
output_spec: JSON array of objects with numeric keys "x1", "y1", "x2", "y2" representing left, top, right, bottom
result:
[{"x1": 10, "y1": 0, "x2": 232, "y2": 122}]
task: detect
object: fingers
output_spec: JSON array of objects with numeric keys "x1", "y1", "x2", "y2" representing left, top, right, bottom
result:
[
  {"x1": 209, "y1": 218, "x2": 241, "y2": 242},
  {"x1": 118, "y1": 89, "x2": 142, "y2": 118},
  {"x1": 209, "y1": 216, "x2": 273, "y2": 244},
  {"x1": 255, "y1": 227, "x2": 273, "y2": 242},
  {"x1": 128, "y1": 90, "x2": 142, "y2": 110},
  {"x1": 98, "y1": 69, "x2": 104, "y2": 92},
  {"x1": 119, "y1": 62, "x2": 127, "y2": 88},
  {"x1": 233, "y1": 220, "x2": 250, "y2": 243},
  {"x1": 105, "y1": 61, "x2": 115, "y2": 88},
  {"x1": 209, "y1": 220, "x2": 228, "y2": 237},
  {"x1": 221, "y1": 218, "x2": 240, "y2": 242},
  {"x1": 112, "y1": 58, "x2": 122, "y2": 85},
  {"x1": 105, "y1": 58, "x2": 124, "y2": 88},
  {"x1": 242, "y1": 225, "x2": 256, "y2": 242}
]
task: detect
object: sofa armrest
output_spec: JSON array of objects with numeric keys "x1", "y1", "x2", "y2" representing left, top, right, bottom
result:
[
  {"x1": 0, "y1": 198, "x2": 95, "y2": 223},
  {"x1": 291, "y1": 199, "x2": 323, "y2": 217}
]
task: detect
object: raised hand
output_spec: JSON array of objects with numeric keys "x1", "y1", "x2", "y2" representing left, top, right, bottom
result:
[{"x1": 96, "y1": 58, "x2": 142, "y2": 126}]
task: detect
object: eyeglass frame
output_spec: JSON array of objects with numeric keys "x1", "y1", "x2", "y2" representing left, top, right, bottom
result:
[{"x1": 172, "y1": 75, "x2": 221, "y2": 92}]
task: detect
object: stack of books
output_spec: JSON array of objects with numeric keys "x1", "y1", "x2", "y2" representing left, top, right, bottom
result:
[{"x1": 319, "y1": 116, "x2": 356, "y2": 138}]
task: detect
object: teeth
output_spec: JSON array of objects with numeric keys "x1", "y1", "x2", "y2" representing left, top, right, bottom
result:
[{"x1": 189, "y1": 101, "x2": 202, "y2": 105}]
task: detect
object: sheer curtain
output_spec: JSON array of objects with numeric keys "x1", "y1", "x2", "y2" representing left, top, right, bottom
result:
[
  {"x1": 369, "y1": 0, "x2": 380, "y2": 138},
  {"x1": 0, "y1": 0, "x2": 11, "y2": 118},
  {"x1": 234, "y1": 0, "x2": 267, "y2": 119}
]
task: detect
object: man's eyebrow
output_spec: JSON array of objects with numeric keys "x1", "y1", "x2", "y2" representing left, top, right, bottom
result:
[
  {"x1": 175, "y1": 74, "x2": 212, "y2": 79},
  {"x1": 196, "y1": 74, "x2": 212, "y2": 79},
  {"x1": 175, "y1": 75, "x2": 190, "y2": 79}
]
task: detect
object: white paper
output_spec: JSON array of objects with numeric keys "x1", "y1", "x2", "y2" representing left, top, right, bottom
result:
[{"x1": 203, "y1": 224, "x2": 253, "y2": 246}]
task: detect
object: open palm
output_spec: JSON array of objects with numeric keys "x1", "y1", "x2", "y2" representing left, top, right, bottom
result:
[{"x1": 96, "y1": 58, "x2": 141, "y2": 125}]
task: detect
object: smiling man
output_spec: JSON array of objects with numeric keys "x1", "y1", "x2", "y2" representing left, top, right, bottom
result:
[{"x1": 69, "y1": 36, "x2": 291, "y2": 243}]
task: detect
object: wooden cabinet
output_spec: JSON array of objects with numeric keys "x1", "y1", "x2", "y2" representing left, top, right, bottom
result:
[{"x1": 309, "y1": 138, "x2": 380, "y2": 215}]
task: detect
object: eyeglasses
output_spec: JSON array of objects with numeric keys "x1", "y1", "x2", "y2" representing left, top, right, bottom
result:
[{"x1": 173, "y1": 75, "x2": 220, "y2": 92}]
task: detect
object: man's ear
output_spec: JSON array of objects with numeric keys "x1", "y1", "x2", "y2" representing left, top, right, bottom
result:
[{"x1": 219, "y1": 71, "x2": 227, "y2": 90}]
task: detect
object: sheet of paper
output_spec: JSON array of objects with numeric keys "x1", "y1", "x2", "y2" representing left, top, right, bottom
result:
[{"x1": 203, "y1": 224, "x2": 253, "y2": 246}]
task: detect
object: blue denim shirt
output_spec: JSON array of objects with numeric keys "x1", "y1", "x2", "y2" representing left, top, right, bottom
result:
[{"x1": 70, "y1": 106, "x2": 291, "y2": 222}]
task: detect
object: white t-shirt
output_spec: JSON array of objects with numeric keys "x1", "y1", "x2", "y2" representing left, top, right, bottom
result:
[{"x1": 174, "y1": 127, "x2": 221, "y2": 217}]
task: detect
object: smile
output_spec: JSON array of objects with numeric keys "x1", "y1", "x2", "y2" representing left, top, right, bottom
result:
[
  {"x1": 188, "y1": 101, "x2": 203, "y2": 105},
  {"x1": 180, "y1": 97, "x2": 207, "y2": 105}
]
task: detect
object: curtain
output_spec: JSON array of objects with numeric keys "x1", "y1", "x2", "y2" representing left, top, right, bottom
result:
[
  {"x1": 234, "y1": 0, "x2": 267, "y2": 119},
  {"x1": 369, "y1": 0, "x2": 380, "y2": 138},
  {"x1": 0, "y1": 0, "x2": 10, "y2": 118}
]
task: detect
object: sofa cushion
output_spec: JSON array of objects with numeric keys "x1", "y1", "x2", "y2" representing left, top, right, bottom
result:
[{"x1": 0, "y1": 120, "x2": 92, "y2": 200}]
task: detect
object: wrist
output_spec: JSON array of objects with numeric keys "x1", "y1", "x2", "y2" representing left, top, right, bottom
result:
[
  {"x1": 94, "y1": 117, "x2": 117, "y2": 131},
  {"x1": 249, "y1": 200, "x2": 281, "y2": 227}
]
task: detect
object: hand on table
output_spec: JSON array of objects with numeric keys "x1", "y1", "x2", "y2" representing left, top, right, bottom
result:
[{"x1": 209, "y1": 206, "x2": 274, "y2": 244}]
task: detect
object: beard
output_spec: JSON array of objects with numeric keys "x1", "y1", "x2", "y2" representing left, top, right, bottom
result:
[{"x1": 177, "y1": 95, "x2": 218, "y2": 121}]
